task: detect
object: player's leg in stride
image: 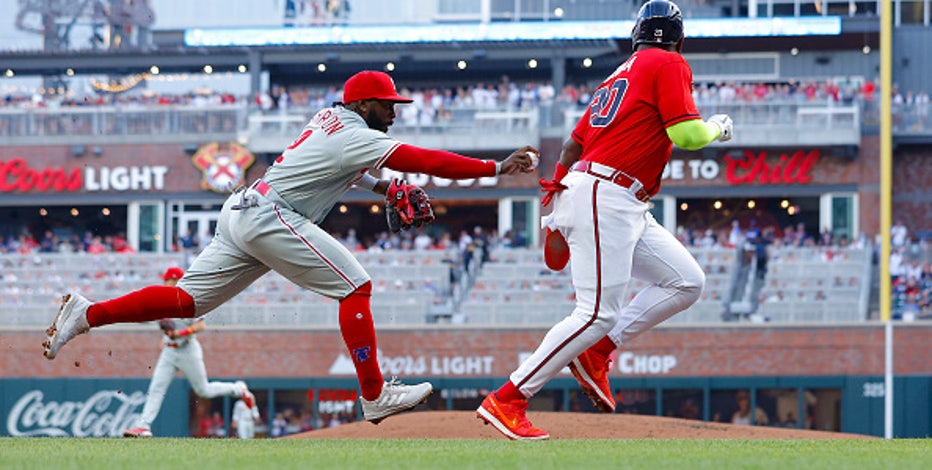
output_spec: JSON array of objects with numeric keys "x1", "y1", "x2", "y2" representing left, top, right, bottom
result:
[
  {"x1": 569, "y1": 336, "x2": 617, "y2": 413},
  {"x1": 360, "y1": 378, "x2": 433, "y2": 424},
  {"x1": 43, "y1": 293, "x2": 92, "y2": 360},
  {"x1": 476, "y1": 386, "x2": 549, "y2": 441},
  {"x1": 339, "y1": 281, "x2": 432, "y2": 423},
  {"x1": 236, "y1": 381, "x2": 256, "y2": 409},
  {"x1": 42, "y1": 285, "x2": 197, "y2": 360}
]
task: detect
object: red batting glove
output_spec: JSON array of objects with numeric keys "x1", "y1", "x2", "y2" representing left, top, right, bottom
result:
[
  {"x1": 539, "y1": 162, "x2": 569, "y2": 207},
  {"x1": 539, "y1": 179, "x2": 567, "y2": 207},
  {"x1": 171, "y1": 327, "x2": 194, "y2": 339}
]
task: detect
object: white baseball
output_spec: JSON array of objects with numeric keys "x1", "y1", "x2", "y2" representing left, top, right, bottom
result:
[{"x1": 527, "y1": 151, "x2": 539, "y2": 170}]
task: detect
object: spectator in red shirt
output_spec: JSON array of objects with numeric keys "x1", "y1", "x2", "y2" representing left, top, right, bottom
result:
[
  {"x1": 753, "y1": 83, "x2": 770, "y2": 101},
  {"x1": 86, "y1": 236, "x2": 107, "y2": 254},
  {"x1": 861, "y1": 80, "x2": 877, "y2": 100}
]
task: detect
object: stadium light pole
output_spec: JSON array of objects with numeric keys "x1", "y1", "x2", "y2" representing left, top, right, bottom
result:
[{"x1": 879, "y1": 0, "x2": 893, "y2": 441}]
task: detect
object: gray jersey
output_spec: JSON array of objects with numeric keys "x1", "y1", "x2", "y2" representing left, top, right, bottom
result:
[
  {"x1": 161, "y1": 317, "x2": 198, "y2": 348},
  {"x1": 178, "y1": 106, "x2": 379, "y2": 314},
  {"x1": 263, "y1": 106, "x2": 400, "y2": 223}
]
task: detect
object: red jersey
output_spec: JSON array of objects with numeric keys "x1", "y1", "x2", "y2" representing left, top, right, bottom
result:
[{"x1": 571, "y1": 47, "x2": 700, "y2": 195}]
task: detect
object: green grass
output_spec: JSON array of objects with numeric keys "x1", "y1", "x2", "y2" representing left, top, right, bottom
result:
[{"x1": 1, "y1": 438, "x2": 929, "y2": 470}]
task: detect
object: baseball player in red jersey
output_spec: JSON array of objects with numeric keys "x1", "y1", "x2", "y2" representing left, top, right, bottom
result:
[
  {"x1": 44, "y1": 70, "x2": 538, "y2": 425},
  {"x1": 477, "y1": 0, "x2": 733, "y2": 440}
]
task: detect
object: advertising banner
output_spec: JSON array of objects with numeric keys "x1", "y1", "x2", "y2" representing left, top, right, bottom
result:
[{"x1": 0, "y1": 378, "x2": 188, "y2": 437}]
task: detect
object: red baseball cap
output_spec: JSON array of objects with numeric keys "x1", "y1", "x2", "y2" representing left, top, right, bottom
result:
[
  {"x1": 161, "y1": 266, "x2": 185, "y2": 280},
  {"x1": 342, "y1": 71, "x2": 413, "y2": 104}
]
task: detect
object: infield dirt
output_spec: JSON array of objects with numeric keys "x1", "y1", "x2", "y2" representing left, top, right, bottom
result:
[{"x1": 289, "y1": 411, "x2": 876, "y2": 440}]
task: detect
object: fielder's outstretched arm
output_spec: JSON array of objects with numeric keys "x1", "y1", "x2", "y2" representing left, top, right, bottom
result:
[
  {"x1": 356, "y1": 144, "x2": 538, "y2": 198},
  {"x1": 384, "y1": 144, "x2": 537, "y2": 178}
]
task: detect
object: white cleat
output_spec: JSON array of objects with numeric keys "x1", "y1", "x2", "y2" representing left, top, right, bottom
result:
[
  {"x1": 360, "y1": 378, "x2": 432, "y2": 424},
  {"x1": 43, "y1": 293, "x2": 92, "y2": 360},
  {"x1": 236, "y1": 380, "x2": 256, "y2": 409},
  {"x1": 123, "y1": 427, "x2": 153, "y2": 438}
]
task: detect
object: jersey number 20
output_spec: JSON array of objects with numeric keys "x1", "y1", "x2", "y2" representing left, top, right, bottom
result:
[{"x1": 588, "y1": 79, "x2": 628, "y2": 127}]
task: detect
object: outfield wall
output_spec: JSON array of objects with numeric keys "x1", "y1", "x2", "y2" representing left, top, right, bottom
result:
[
  {"x1": 2, "y1": 375, "x2": 929, "y2": 438},
  {"x1": 2, "y1": 324, "x2": 929, "y2": 438}
]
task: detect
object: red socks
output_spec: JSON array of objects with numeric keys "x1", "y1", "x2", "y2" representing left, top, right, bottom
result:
[
  {"x1": 591, "y1": 336, "x2": 617, "y2": 357},
  {"x1": 338, "y1": 282, "x2": 383, "y2": 401},
  {"x1": 495, "y1": 380, "x2": 525, "y2": 403},
  {"x1": 86, "y1": 285, "x2": 196, "y2": 327}
]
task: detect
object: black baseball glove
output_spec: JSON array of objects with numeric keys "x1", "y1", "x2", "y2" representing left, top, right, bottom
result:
[
  {"x1": 385, "y1": 178, "x2": 435, "y2": 233},
  {"x1": 158, "y1": 319, "x2": 176, "y2": 335}
]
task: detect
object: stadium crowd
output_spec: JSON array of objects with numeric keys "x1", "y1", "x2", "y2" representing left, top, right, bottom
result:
[
  {"x1": 890, "y1": 220, "x2": 932, "y2": 320},
  {"x1": 2, "y1": 76, "x2": 928, "y2": 131},
  {"x1": 0, "y1": 230, "x2": 135, "y2": 255},
  {"x1": 4, "y1": 213, "x2": 929, "y2": 320},
  {"x1": 1, "y1": 77, "x2": 928, "y2": 140}
]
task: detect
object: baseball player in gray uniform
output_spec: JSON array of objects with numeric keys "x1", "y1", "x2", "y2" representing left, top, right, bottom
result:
[
  {"x1": 123, "y1": 267, "x2": 255, "y2": 438},
  {"x1": 477, "y1": 0, "x2": 733, "y2": 440},
  {"x1": 44, "y1": 70, "x2": 537, "y2": 424},
  {"x1": 232, "y1": 397, "x2": 261, "y2": 439}
]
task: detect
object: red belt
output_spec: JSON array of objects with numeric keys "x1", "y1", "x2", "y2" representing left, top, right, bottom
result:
[
  {"x1": 252, "y1": 179, "x2": 271, "y2": 197},
  {"x1": 571, "y1": 161, "x2": 651, "y2": 202},
  {"x1": 249, "y1": 179, "x2": 293, "y2": 210}
]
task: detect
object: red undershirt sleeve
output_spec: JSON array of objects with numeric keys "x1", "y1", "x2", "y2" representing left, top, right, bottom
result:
[{"x1": 383, "y1": 144, "x2": 498, "y2": 179}]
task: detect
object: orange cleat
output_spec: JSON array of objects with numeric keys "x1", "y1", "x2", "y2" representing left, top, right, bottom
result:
[
  {"x1": 476, "y1": 393, "x2": 549, "y2": 440},
  {"x1": 569, "y1": 348, "x2": 616, "y2": 413}
]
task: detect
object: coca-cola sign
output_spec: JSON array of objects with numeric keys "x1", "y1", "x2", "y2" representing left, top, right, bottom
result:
[{"x1": 6, "y1": 389, "x2": 145, "y2": 437}]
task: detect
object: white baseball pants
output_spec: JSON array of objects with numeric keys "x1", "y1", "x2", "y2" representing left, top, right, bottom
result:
[
  {"x1": 510, "y1": 171, "x2": 705, "y2": 397},
  {"x1": 134, "y1": 339, "x2": 245, "y2": 429}
]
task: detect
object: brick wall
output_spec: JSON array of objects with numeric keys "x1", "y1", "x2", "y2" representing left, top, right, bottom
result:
[
  {"x1": 892, "y1": 146, "x2": 932, "y2": 233},
  {"x1": 4, "y1": 324, "x2": 928, "y2": 379}
]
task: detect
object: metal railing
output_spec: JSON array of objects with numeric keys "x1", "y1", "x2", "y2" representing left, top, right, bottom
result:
[
  {"x1": 0, "y1": 100, "x2": 928, "y2": 147},
  {"x1": 242, "y1": 106, "x2": 542, "y2": 153},
  {"x1": 0, "y1": 104, "x2": 249, "y2": 143}
]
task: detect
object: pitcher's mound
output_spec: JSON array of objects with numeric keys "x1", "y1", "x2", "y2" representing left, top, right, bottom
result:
[{"x1": 289, "y1": 411, "x2": 875, "y2": 439}]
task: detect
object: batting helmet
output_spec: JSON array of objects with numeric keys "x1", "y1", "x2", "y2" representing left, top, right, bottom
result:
[{"x1": 631, "y1": 0, "x2": 684, "y2": 51}]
